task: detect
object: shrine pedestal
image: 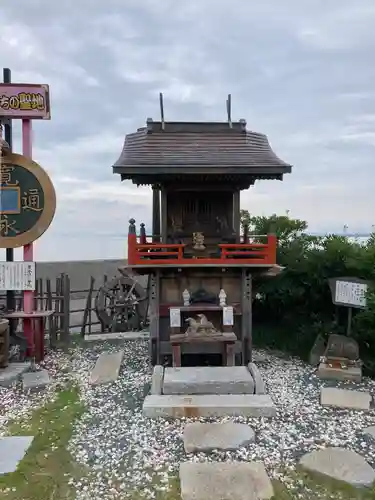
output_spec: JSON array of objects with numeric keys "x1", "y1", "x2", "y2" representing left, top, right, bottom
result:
[{"x1": 317, "y1": 362, "x2": 362, "y2": 383}]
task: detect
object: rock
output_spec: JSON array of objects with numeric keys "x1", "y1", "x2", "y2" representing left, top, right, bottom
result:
[
  {"x1": 248, "y1": 362, "x2": 266, "y2": 394},
  {"x1": 317, "y1": 363, "x2": 362, "y2": 383},
  {"x1": 0, "y1": 436, "x2": 34, "y2": 474},
  {"x1": 309, "y1": 334, "x2": 326, "y2": 366},
  {"x1": 163, "y1": 366, "x2": 254, "y2": 395},
  {"x1": 22, "y1": 369, "x2": 50, "y2": 392},
  {"x1": 179, "y1": 461, "x2": 274, "y2": 500},
  {"x1": 364, "y1": 426, "x2": 375, "y2": 439},
  {"x1": 0, "y1": 362, "x2": 31, "y2": 387},
  {"x1": 143, "y1": 394, "x2": 277, "y2": 418},
  {"x1": 300, "y1": 447, "x2": 375, "y2": 487},
  {"x1": 320, "y1": 387, "x2": 372, "y2": 411},
  {"x1": 151, "y1": 365, "x2": 164, "y2": 395},
  {"x1": 252, "y1": 353, "x2": 267, "y2": 363},
  {"x1": 89, "y1": 350, "x2": 124, "y2": 385},
  {"x1": 183, "y1": 422, "x2": 255, "y2": 453}
]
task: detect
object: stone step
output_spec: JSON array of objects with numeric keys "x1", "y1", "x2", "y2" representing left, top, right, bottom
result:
[
  {"x1": 183, "y1": 422, "x2": 255, "y2": 453},
  {"x1": 179, "y1": 461, "x2": 274, "y2": 500},
  {"x1": 89, "y1": 350, "x2": 124, "y2": 385},
  {"x1": 320, "y1": 387, "x2": 372, "y2": 410},
  {"x1": 143, "y1": 394, "x2": 276, "y2": 418},
  {"x1": 163, "y1": 366, "x2": 255, "y2": 395}
]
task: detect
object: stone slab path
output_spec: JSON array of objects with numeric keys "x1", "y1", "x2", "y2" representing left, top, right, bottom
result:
[
  {"x1": 89, "y1": 350, "x2": 124, "y2": 386},
  {"x1": 0, "y1": 436, "x2": 34, "y2": 474},
  {"x1": 0, "y1": 363, "x2": 31, "y2": 387},
  {"x1": 143, "y1": 394, "x2": 276, "y2": 418},
  {"x1": 364, "y1": 426, "x2": 375, "y2": 439},
  {"x1": 22, "y1": 369, "x2": 50, "y2": 392},
  {"x1": 163, "y1": 366, "x2": 255, "y2": 395},
  {"x1": 179, "y1": 461, "x2": 274, "y2": 500},
  {"x1": 320, "y1": 387, "x2": 372, "y2": 410},
  {"x1": 183, "y1": 422, "x2": 255, "y2": 453},
  {"x1": 300, "y1": 447, "x2": 375, "y2": 487}
]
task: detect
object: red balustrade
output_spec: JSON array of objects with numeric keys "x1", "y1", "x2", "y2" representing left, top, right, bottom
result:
[{"x1": 127, "y1": 233, "x2": 277, "y2": 266}]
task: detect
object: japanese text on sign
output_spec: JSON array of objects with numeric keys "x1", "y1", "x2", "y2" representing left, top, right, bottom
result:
[
  {"x1": 1, "y1": 164, "x2": 44, "y2": 236},
  {"x1": 0, "y1": 262, "x2": 35, "y2": 291},
  {"x1": 335, "y1": 280, "x2": 367, "y2": 308},
  {"x1": 0, "y1": 92, "x2": 45, "y2": 112},
  {"x1": 0, "y1": 84, "x2": 50, "y2": 119}
]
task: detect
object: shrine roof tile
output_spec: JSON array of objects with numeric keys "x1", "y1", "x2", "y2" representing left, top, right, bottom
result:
[{"x1": 112, "y1": 121, "x2": 292, "y2": 178}]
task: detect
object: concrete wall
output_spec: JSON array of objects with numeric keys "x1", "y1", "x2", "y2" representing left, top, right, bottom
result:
[{"x1": 35, "y1": 259, "x2": 126, "y2": 295}]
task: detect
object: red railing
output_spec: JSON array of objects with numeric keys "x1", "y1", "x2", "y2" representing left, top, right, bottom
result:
[{"x1": 127, "y1": 232, "x2": 277, "y2": 266}]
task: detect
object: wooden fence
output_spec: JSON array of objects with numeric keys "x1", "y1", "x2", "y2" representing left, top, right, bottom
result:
[{"x1": 0, "y1": 273, "x2": 110, "y2": 345}]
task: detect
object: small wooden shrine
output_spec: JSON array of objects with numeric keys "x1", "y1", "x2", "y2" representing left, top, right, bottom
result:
[{"x1": 112, "y1": 96, "x2": 292, "y2": 366}]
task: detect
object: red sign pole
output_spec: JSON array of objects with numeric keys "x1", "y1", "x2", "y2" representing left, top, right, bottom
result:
[{"x1": 22, "y1": 118, "x2": 34, "y2": 356}]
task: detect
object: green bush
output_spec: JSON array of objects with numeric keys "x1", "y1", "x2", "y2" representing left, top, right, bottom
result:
[{"x1": 240, "y1": 211, "x2": 375, "y2": 371}]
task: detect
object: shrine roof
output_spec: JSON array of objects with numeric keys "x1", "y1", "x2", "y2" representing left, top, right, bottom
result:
[{"x1": 112, "y1": 120, "x2": 292, "y2": 184}]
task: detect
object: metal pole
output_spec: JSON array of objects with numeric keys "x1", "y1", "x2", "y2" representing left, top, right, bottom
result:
[{"x1": 2, "y1": 68, "x2": 15, "y2": 315}]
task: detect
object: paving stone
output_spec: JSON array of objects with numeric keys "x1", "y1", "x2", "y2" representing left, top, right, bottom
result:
[
  {"x1": 248, "y1": 362, "x2": 266, "y2": 394},
  {"x1": 0, "y1": 362, "x2": 31, "y2": 387},
  {"x1": 151, "y1": 365, "x2": 164, "y2": 395},
  {"x1": 89, "y1": 350, "x2": 124, "y2": 385},
  {"x1": 183, "y1": 422, "x2": 255, "y2": 453},
  {"x1": 364, "y1": 426, "x2": 375, "y2": 439},
  {"x1": 300, "y1": 447, "x2": 375, "y2": 487},
  {"x1": 163, "y1": 366, "x2": 254, "y2": 395},
  {"x1": 22, "y1": 369, "x2": 50, "y2": 392},
  {"x1": 317, "y1": 363, "x2": 362, "y2": 382},
  {"x1": 143, "y1": 394, "x2": 277, "y2": 418},
  {"x1": 320, "y1": 387, "x2": 372, "y2": 410},
  {"x1": 0, "y1": 436, "x2": 34, "y2": 474},
  {"x1": 179, "y1": 461, "x2": 274, "y2": 500},
  {"x1": 84, "y1": 331, "x2": 149, "y2": 342}
]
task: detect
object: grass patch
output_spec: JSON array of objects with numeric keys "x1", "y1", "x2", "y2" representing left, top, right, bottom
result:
[
  {"x1": 0, "y1": 386, "x2": 85, "y2": 500},
  {"x1": 128, "y1": 474, "x2": 180, "y2": 500}
]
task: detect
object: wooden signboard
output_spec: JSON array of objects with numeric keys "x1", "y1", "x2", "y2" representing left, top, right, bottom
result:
[{"x1": 0, "y1": 261, "x2": 35, "y2": 291}]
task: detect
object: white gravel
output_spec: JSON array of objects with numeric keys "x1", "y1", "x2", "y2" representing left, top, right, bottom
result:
[{"x1": 2, "y1": 339, "x2": 375, "y2": 499}]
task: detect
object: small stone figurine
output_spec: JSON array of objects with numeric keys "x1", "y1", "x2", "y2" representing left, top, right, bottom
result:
[
  {"x1": 219, "y1": 289, "x2": 227, "y2": 306},
  {"x1": 192, "y1": 232, "x2": 205, "y2": 250},
  {"x1": 182, "y1": 289, "x2": 190, "y2": 306}
]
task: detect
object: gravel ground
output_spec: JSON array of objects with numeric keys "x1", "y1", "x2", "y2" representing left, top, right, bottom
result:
[{"x1": 2, "y1": 340, "x2": 375, "y2": 499}]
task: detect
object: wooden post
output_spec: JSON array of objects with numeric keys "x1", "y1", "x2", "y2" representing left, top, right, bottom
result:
[
  {"x1": 267, "y1": 233, "x2": 277, "y2": 264},
  {"x1": 233, "y1": 190, "x2": 240, "y2": 242},
  {"x1": 241, "y1": 269, "x2": 252, "y2": 365},
  {"x1": 152, "y1": 185, "x2": 161, "y2": 242},
  {"x1": 81, "y1": 276, "x2": 95, "y2": 337},
  {"x1": 46, "y1": 279, "x2": 56, "y2": 347},
  {"x1": 62, "y1": 274, "x2": 70, "y2": 343},
  {"x1": 128, "y1": 219, "x2": 137, "y2": 265},
  {"x1": 54, "y1": 276, "x2": 61, "y2": 341}
]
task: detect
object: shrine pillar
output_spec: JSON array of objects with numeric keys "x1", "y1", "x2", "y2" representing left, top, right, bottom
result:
[{"x1": 152, "y1": 185, "x2": 160, "y2": 242}]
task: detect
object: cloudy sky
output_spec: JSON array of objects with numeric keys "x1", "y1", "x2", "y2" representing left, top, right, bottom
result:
[{"x1": 1, "y1": 0, "x2": 375, "y2": 261}]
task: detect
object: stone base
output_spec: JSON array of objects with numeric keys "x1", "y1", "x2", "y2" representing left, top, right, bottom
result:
[
  {"x1": 179, "y1": 461, "x2": 274, "y2": 500},
  {"x1": 89, "y1": 350, "x2": 124, "y2": 385},
  {"x1": 317, "y1": 362, "x2": 362, "y2": 382},
  {"x1": 321, "y1": 387, "x2": 372, "y2": 410},
  {"x1": 22, "y1": 369, "x2": 50, "y2": 392},
  {"x1": 0, "y1": 362, "x2": 31, "y2": 387},
  {"x1": 183, "y1": 422, "x2": 255, "y2": 453},
  {"x1": 143, "y1": 394, "x2": 276, "y2": 418},
  {"x1": 163, "y1": 366, "x2": 255, "y2": 395}
]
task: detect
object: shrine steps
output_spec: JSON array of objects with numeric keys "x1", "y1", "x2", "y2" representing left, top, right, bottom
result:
[
  {"x1": 143, "y1": 365, "x2": 276, "y2": 418},
  {"x1": 142, "y1": 393, "x2": 276, "y2": 418}
]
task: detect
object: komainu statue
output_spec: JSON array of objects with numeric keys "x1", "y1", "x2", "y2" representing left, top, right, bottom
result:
[{"x1": 185, "y1": 314, "x2": 217, "y2": 337}]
